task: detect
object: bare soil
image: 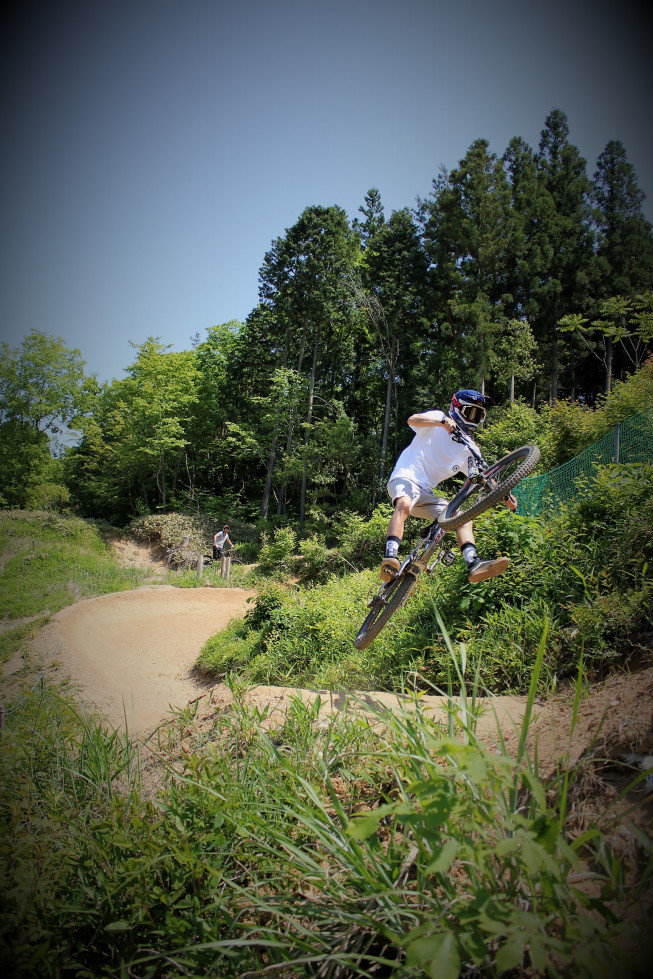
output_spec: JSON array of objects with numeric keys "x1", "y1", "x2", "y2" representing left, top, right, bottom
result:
[
  {"x1": 3, "y1": 538, "x2": 652, "y2": 854},
  {"x1": 26, "y1": 585, "x2": 257, "y2": 732}
]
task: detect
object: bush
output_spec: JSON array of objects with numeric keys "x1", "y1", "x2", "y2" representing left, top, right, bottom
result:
[
  {"x1": 254, "y1": 526, "x2": 297, "y2": 578},
  {"x1": 479, "y1": 359, "x2": 653, "y2": 472},
  {"x1": 24, "y1": 481, "x2": 71, "y2": 512},
  {"x1": 479, "y1": 399, "x2": 550, "y2": 466},
  {"x1": 129, "y1": 512, "x2": 260, "y2": 566},
  {"x1": 600, "y1": 353, "x2": 653, "y2": 426},
  {"x1": 291, "y1": 534, "x2": 343, "y2": 585},
  {"x1": 197, "y1": 574, "x2": 409, "y2": 689},
  {"x1": 338, "y1": 504, "x2": 395, "y2": 568},
  {"x1": 544, "y1": 358, "x2": 653, "y2": 468}
]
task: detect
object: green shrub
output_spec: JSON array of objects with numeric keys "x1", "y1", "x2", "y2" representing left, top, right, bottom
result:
[
  {"x1": 129, "y1": 511, "x2": 259, "y2": 562},
  {"x1": 198, "y1": 463, "x2": 653, "y2": 696},
  {"x1": 338, "y1": 504, "x2": 395, "y2": 568},
  {"x1": 291, "y1": 534, "x2": 349, "y2": 584},
  {"x1": 254, "y1": 525, "x2": 297, "y2": 578},
  {"x1": 600, "y1": 353, "x2": 653, "y2": 426},
  {"x1": 479, "y1": 399, "x2": 550, "y2": 466},
  {"x1": 24, "y1": 481, "x2": 71, "y2": 512}
]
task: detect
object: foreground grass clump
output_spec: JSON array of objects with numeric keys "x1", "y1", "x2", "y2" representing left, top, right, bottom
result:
[
  {"x1": 1, "y1": 647, "x2": 647, "y2": 978},
  {"x1": 0, "y1": 680, "x2": 256, "y2": 977}
]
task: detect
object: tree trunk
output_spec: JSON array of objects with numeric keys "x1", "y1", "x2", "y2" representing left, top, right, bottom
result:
[
  {"x1": 278, "y1": 324, "x2": 307, "y2": 515},
  {"x1": 171, "y1": 453, "x2": 181, "y2": 499},
  {"x1": 550, "y1": 297, "x2": 559, "y2": 403},
  {"x1": 261, "y1": 331, "x2": 290, "y2": 519},
  {"x1": 509, "y1": 373, "x2": 515, "y2": 403},
  {"x1": 157, "y1": 454, "x2": 167, "y2": 506},
  {"x1": 260, "y1": 429, "x2": 279, "y2": 519},
  {"x1": 550, "y1": 333, "x2": 559, "y2": 403},
  {"x1": 299, "y1": 325, "x2": 320, "y2": 532},
  {"x1": 605, "y1": 335, "x2": 613, "y2": 394},
  {"x1": 377, "y1": 364, "x2": 394, "y2": 505}
]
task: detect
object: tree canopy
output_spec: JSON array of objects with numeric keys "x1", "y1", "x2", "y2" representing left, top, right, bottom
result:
[{"x1": 3, "y1": 108, "x2": 652, "y2": 524}]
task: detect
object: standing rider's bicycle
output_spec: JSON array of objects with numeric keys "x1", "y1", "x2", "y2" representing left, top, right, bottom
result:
[{"x1": 353, "y1": 431, "x2": 540, "y2": 650}]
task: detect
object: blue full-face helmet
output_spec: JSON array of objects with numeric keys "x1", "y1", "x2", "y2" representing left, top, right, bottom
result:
[{"x1": 450, "y1": 389, "x2": 493, "y2": 433}]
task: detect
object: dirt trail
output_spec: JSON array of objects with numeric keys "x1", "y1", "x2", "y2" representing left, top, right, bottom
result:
[
  {"x1": 18, "y1": 580, "x2": 531, "y2": 740},
  {"x1": 27, "y1": 586, "x2": 256, "y2": 733}
]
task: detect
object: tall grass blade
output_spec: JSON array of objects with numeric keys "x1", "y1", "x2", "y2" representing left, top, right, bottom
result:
[{"x1": 510, "y1": 617, "x2": 548, "y2": 810}]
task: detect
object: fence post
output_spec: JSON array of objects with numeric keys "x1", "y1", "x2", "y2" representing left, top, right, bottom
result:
[{"x1": 614, "y1": 423, "x2": 621, "y2": 463}]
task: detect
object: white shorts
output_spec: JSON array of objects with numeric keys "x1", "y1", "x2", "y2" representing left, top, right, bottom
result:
[{"x1": 386, "y1": 476, "x2": 448, "y2": 520}]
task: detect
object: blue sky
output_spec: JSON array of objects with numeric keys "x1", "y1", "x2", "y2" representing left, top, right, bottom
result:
[{"x1": 2, "y1": 0, "x2": 651, "y2": 384}]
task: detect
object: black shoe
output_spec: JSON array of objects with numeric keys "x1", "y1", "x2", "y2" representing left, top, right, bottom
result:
[{"x1": 467, "y1": 556, "x2": 510, "y2": 583}]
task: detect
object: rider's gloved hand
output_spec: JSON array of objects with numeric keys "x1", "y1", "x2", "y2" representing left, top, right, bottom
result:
[{"x1": 502, "y1": 492, "x2": 518, "y2": 511}]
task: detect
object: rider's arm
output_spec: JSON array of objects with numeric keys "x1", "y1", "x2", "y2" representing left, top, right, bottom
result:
[{"x1": 408, "y1": 410, "x2": 456, "y2": 433}]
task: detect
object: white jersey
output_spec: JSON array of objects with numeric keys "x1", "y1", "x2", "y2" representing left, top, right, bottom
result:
[{"x1": 390, "y1": 410, "x2": 478, "y2": 489}]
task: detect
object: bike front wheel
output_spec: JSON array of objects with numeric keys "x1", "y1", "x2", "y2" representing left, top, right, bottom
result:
[
  {"x1": 438, "y1": 444, "x2": 540, "y2": 531},
  {"x1": 353, "y1": 573, "x2": 417, "y2": 650}
]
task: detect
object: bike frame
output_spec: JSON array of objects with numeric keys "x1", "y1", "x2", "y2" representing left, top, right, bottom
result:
[{"x1": 398, "y1": 522, "x2": 447, "y2": 579}]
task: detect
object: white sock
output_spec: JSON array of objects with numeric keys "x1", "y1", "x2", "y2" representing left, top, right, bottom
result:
[
  {"x1": 385, "y1": 537, "x2": 400, "y2": 558},
  {"x1": 461, "y1": 543, "x2": 478, "y2": 566}
]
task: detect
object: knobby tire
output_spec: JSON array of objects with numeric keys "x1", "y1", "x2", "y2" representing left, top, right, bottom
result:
[
  {"x1": 438, "y1": 444, "x2": 540, "y2": 531},
  {"x1": 353, "y1": 573, "x2": 417, "y2": 650}
]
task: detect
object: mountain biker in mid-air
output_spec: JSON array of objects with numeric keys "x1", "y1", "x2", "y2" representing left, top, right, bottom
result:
[{"x1": 380, "y1": 390, "x2": 517, "y2": 584}]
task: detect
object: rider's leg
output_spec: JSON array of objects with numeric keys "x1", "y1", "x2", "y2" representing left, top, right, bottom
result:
[
  {"x1": 386, "y1": 495, "x2": 412, "y2": 546},
  {"x1": 380, "y1": 496, "x2": 412, "y2": 581},
  {"x1": 457, "y1": 521, "x2": 510, "y2": 583}
]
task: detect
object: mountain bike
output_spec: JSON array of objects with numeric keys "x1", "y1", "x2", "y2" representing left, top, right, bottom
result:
[
  {"x1": 353, "y1": 434, "x2": 540, "y2": 650},
  {"x1": 197, "y1": 545, "x2": 237, "y2": 579}
]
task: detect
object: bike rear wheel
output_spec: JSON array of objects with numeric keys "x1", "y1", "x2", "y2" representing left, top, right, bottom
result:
[
  {"x1": 353, "y1": 573, "x2": 417, "y2": 650},
  {"x1": 438, "y1": 444, "x2": 540, "y2": 531}
]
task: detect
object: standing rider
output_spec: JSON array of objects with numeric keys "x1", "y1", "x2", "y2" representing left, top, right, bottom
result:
[
  {"x1": 380, "y1": 389, "x2": 517, "y2": 583},
  {"x1": 213, "y1": 524, "x2": 233, "y2": 561}
]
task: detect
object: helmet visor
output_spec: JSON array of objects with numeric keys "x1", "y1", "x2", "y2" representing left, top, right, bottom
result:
[{"x1": 459, "y1": 404, "x2": 486, "y2": 425}]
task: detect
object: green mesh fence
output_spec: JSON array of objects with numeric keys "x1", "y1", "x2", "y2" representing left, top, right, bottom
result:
[{"x1": 513, "y1": 408, "x2": 653, "y2": 517}]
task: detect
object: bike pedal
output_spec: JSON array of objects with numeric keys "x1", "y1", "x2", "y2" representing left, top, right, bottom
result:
[{"x1": 442, "y1": 549, "x2": 456, "y2": 566}]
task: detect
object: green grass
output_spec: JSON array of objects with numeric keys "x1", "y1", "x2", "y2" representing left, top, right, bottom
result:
[
  {"x1": 1, "y1": 657, "x2": 647, "y2": 977},
  {"x1": 1, "y1": 503, "x2": 651, "y2": 975},
  {"x1": 0, "y1": 511, "x2": 150, "y2": 623},
  {"x1": 0, "y1": 617, "x2": 49, "y2": 667},
  {"x1": 195, "y1": 463, "x2": 653, "y2": 696}
]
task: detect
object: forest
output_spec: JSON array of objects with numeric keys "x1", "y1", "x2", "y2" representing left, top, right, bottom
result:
[{"x1": 2, "y1": 109, "x2": 653, "y2": 529}]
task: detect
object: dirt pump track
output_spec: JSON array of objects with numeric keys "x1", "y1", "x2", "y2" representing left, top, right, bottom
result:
[
  {"x1": 16, "y1": 562, "x2": 652, "y2": 774},
  {"x1": 3, "y1": 538, "x2": 651, "y2": 852}
]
